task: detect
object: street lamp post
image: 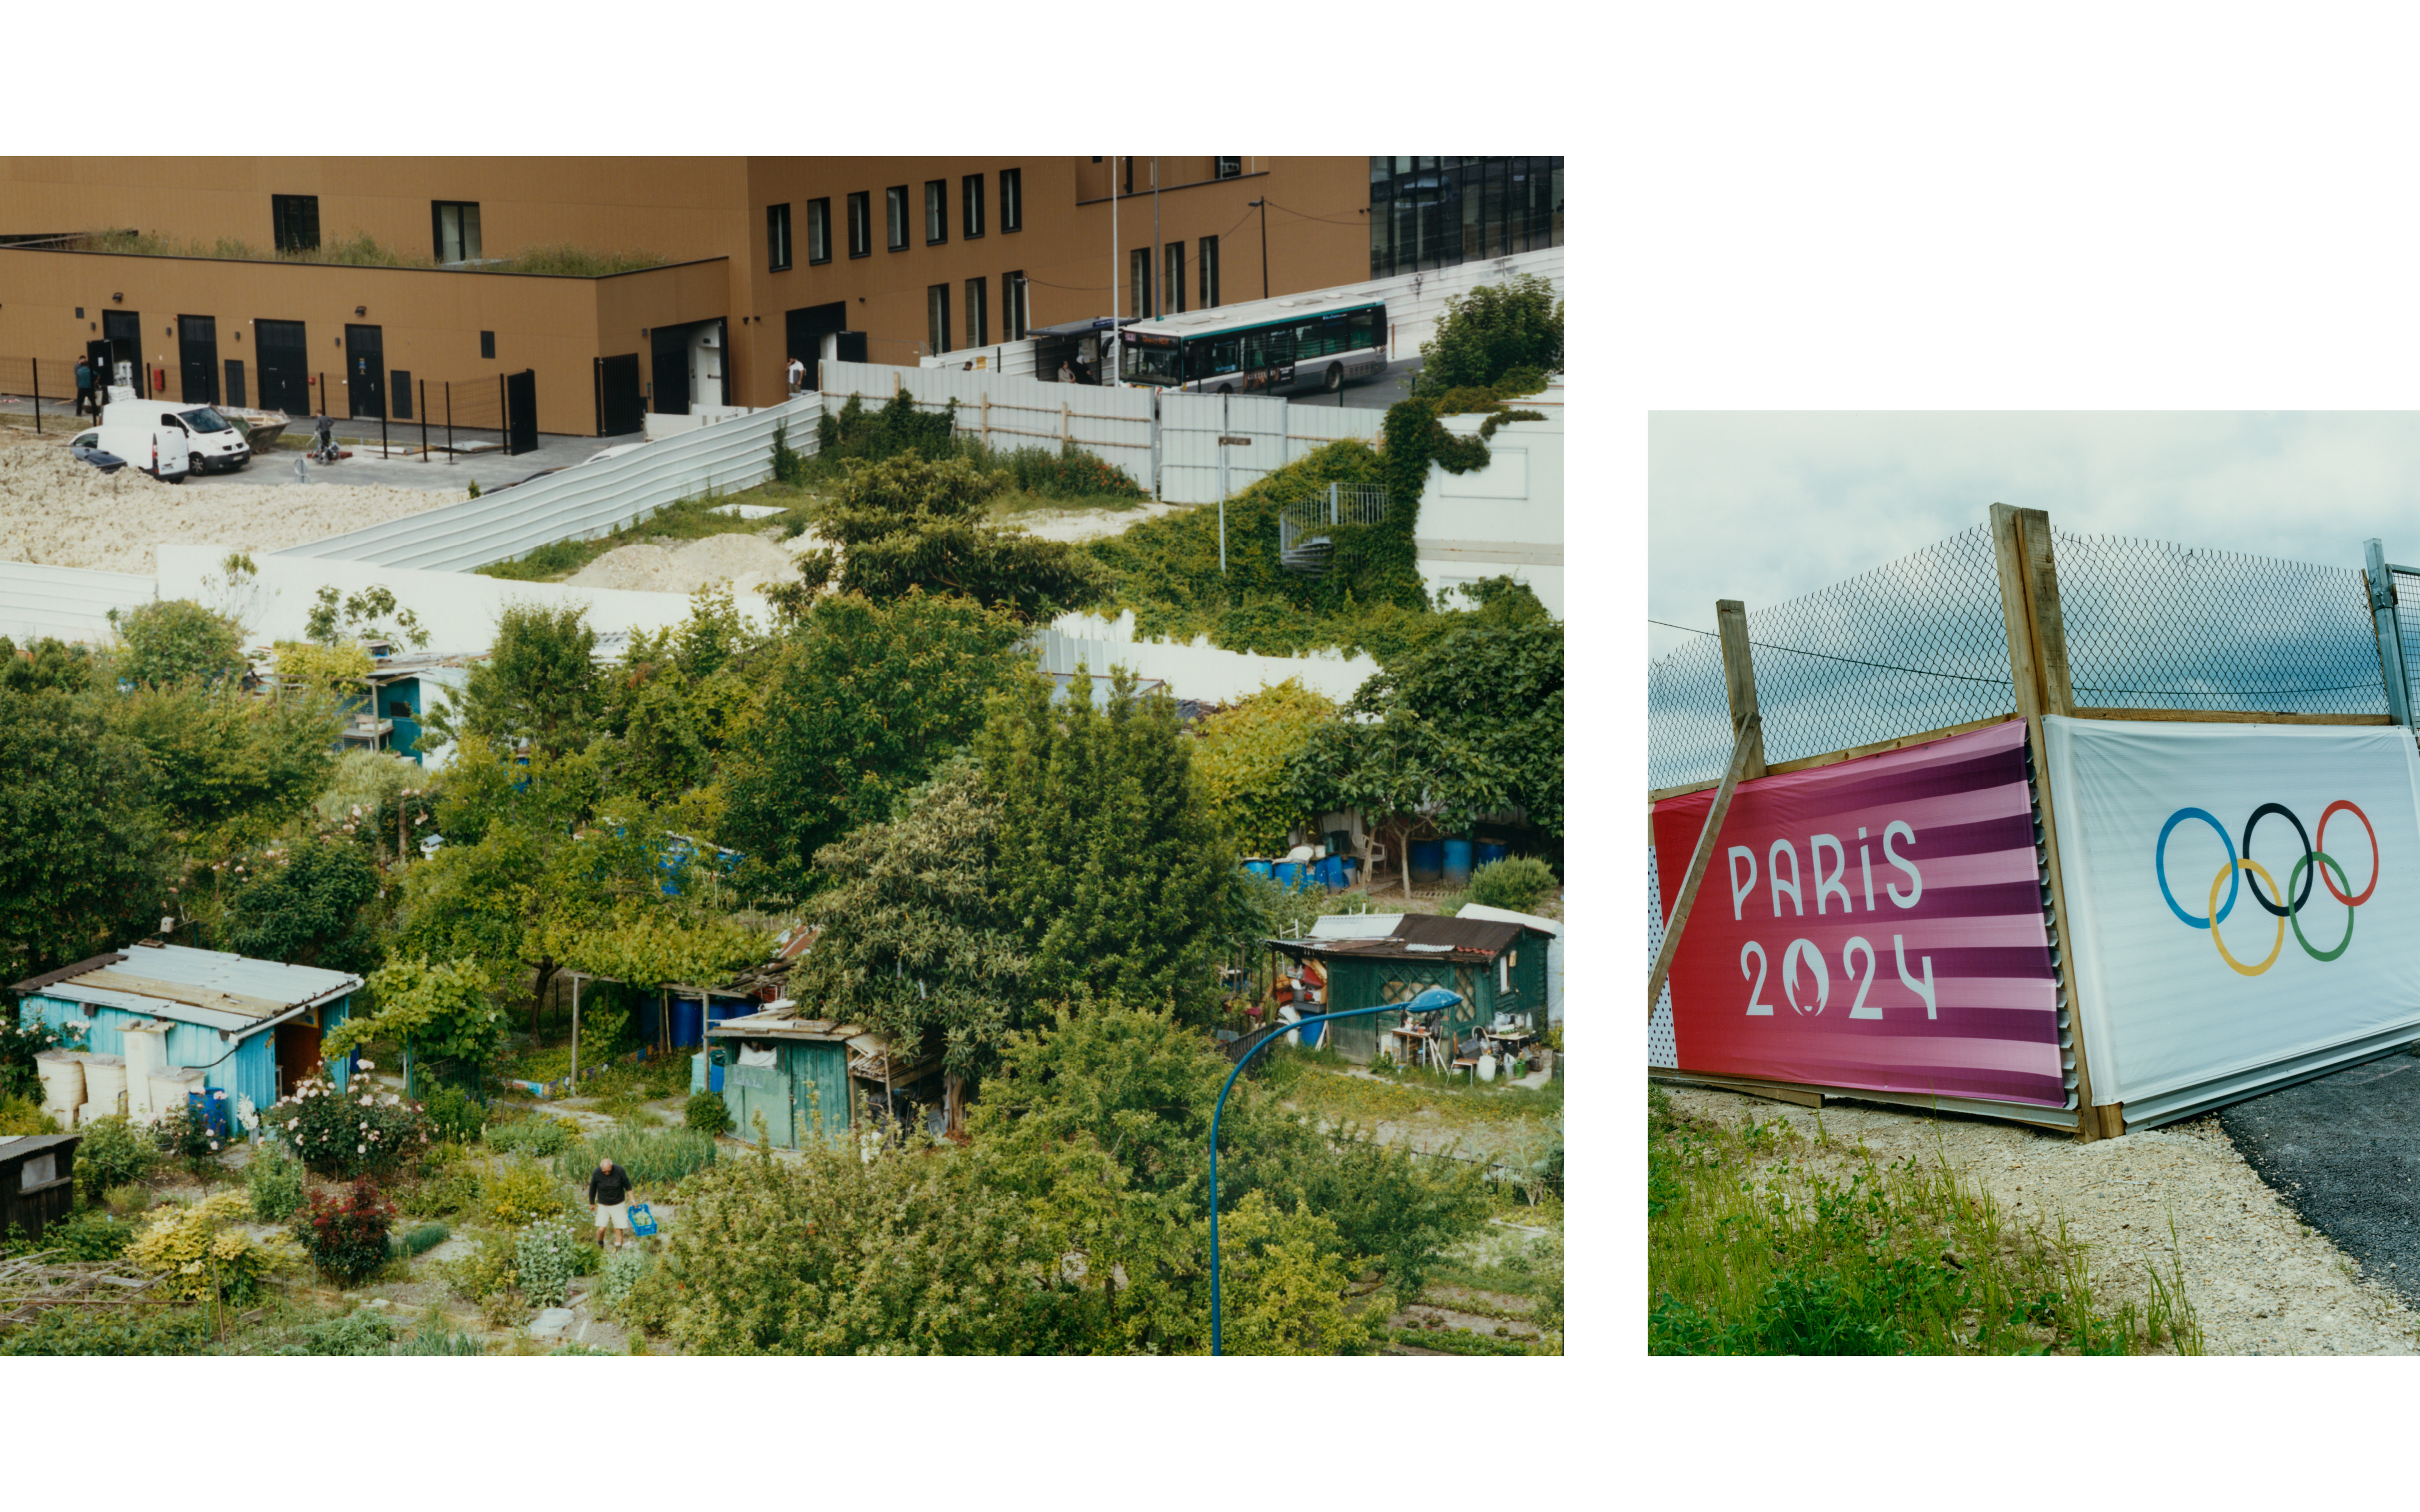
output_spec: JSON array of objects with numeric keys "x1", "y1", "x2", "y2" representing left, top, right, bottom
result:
[
  {"x1": 1207, "y1": 986, "x2": 1464, "y2": 1355},
  {"x1": 1247, "y1": 198, "x2": 1270, "y2": 299}
]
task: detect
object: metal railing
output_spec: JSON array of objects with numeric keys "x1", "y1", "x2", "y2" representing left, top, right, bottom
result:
[{"x1": 1278, "y1": 482, "x2": 1390, "y2": 573}]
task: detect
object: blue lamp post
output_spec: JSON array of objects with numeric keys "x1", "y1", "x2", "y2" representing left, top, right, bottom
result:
[{"x1": 1208, "y1": 985, "x2": 1464, "y2": 1355}]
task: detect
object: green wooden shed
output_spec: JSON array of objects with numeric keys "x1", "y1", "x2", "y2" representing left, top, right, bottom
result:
[
  {"x1": 1269, "y1": 914, "x2": 1553, "y2": 1067},
  {"x1": 708, "y1": 1009, "x2": 861, "y2": 1149}
]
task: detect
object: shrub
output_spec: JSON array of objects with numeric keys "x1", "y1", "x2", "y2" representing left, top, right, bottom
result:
[
  {"x1": 110, "y1": 598, "x2": 247, "y2": 689},
  {"x1": 155, "y1": 1101, "x2": 225, "y2": 1178},
  {"x1": 0, "y1": 1305, "x2": 210, "y2": 1355},
  {"x1": 488, "y1": 1157, "x2": 569, "y2": 1226},
  {"x1": 486, "y1": 1115, "x2": 579, "y2": 1159},
  {"x1": 266, "y1": 1066, "x2": 430, "y2": 1180},
  {"x1": 438, "y1": 1228, "x2": 519, "y2": 1302},
  {"x1": 0, "y1": 1015, "x2": 74, "y2": 1104},
  {"x1": 103, "y1": 1183, "x2": 152, "y2": 1219},
  {"x1": 771, "y1": 421, "x2": 808, "y2": 486},
  {"x1": 246, "y1": 1146, "x2": 307, "y2": 1223},
  {"x1": 1216, "y1": 1190, "x2": 1378, "y2": 1356},
  {"x1": 555, "y1": 1127, "x2": 717, "y2": 1189},
  {"x1": 73, "y1": 1114, "x2": 156, "y2": 1203},
  {"x1": 272, "y1": 1307, "x2": 395, "y2": 1356},
  {"x1": 128, "y1": 1192, "x2": 288, "y2": 1304},
  {"x1": 392, "y1": 1221, "x2": 451, "y2": 1259},
  {"x1": 42, "y1": 1210, "x2": 135, "y2": 1261},
  {"x1": 0, "y1": 1094, "x2": 59, "y2": 1136},
  {"x1": 1468, "y1": 855, "x2": 1556, "y2": 915},
  {"x1": 515, "y1": 1217, "x2": 583, "y2": 1307},
  {"x1": 397, "y1": 1159, "x2": 482, "y2": 1219},
  {"x1": 599, "y1": 1244, "x2": 648, "y2": 1311},
  {"x1": 683, "y1": 1091, "x2": 733, "y2": 1137},
  {"x1": 295, "y1": 1178, "x2": 397, "y2": 1284},
  {"x1": 422, "y1": 1083, "x2": 486, "y2": 1144},
  {"x1": 1193, "y1": 680, "x2": 1338, "y2": 855},
  {"x1": 999, "y1": 443, "x2": 1146, "y2": 499},
  {"x1": 399, "y1": 1314, "x2": 486, "y2": 1354},
  {"x1": 1414, "y1": 274, "x2": 1563, "y2": 395}
]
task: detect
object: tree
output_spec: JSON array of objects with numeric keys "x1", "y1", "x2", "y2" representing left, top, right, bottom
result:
[
  {"x1": 792, "y1": 761, "x2": 1031, "y2": 1113},
  {"x1": 418, "y1": 601, "x2": 602, "y2": 759},
  {"x1": 1413, "y1": 273, "x2": 1563, "y2": 394},
  {"x1": 216, "y1": 837, "x2": 382, "y2": 973},
  {"x1": 330, "y1": 956, "x2": 506, "y2": 1091},
  {"x1": 0, "y1": 636, "x2": 95, "y2": 696},
  {"x1": 1290, "y1": 603, "x2": 1563, "y2": 896},
  {"x1": 976, "y1": 666, "x2": 1235, "y2": 1018},
  {"x1": 107, "y1": 684, "x2": 341, "y2": 842},
  {"x1": 108, "y1": 599, "x2": 248, "y2": 689},
  {"x1": 304, "y1": 584, "x2": 429, "y2": 650},
  {"x1": 815, "y1": 455, "x2": 1107, "y2": 622},
  {"x1": 720, "y1": 590, "x2": 1027, "y2": 899},
  {"x1": 271, "y1": 639, "x2": 375, "y2": 698},
  {"x1": 0, "y1": 690, "x2": 165, "y2": 980},
  {"x1": 1192, "y1": 679, "x2": 1338, "y2": 855}
]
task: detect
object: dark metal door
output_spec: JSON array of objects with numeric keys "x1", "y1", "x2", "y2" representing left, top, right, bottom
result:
[
  {"x1": 597, "y1": 353, "x2": 643, "y2": 435},
  {"x1": 177, "y1": 315, "x2": 219, "y2": 404},
  {"x1": 345, "y1": 324, "x2": 384, "y2": 419},
  {"x1": 505, "y1": 368, "x2": 537, "y2": 455},
  {"x1": 785, "y1": 302, "x2": 849, "y2": 390},
  {"x1": 101, "y1": 310, "x2": 143, "y2": 396},
  {"x1": 223, "y1": 359, "x2": 246, "y2": 409},
  {"x1": 256, "y1": 319, "x2": 309, "y2": 416},
  {"x1": 651, "y1": 325, "x2": 689, "y2": 416}
]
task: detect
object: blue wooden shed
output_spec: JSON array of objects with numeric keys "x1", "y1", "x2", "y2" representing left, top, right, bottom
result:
[{"x1": 10, "y1": 944, "x2": 363, "y2": 1125}]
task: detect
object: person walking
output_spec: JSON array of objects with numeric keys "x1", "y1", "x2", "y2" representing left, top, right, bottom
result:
[
  {"x1": 588, "y1": 1157, "x2": 634, "y2": 1250},
  {"x1": 74, "y1": 357, "x2": 95, "y2": 418},
  {"x1": 786, "y1": 354, "x2": 806, "y2": 396}
]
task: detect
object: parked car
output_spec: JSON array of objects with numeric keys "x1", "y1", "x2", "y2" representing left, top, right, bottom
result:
[
  {"x1": 67, "y1": 440, "x2": 128, "y2": 474},
  {"x1": 98, "y1": 398, "x2": 250, "y2": 474},
  {"x1": 70, "y1": 424, "x2": 185, "y2": 482}
]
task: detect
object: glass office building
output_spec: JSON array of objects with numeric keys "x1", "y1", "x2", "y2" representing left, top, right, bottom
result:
[{"x1": 1368, "y1": 157, "x2": 1563, "y2": 279}]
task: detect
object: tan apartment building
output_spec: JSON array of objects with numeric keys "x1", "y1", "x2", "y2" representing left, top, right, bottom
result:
[{"x1": 0, "y1": 157, "x2": 1387, "y2": 435}]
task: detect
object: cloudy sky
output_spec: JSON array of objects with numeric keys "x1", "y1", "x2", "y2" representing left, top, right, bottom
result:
[{"x1": 1648, "y1": 412, "x2": 2420, "y2": 663}]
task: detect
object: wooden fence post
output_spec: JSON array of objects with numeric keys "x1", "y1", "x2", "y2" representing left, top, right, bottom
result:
[
  {"x1": 1649, "y1": 713, "x2": 1763, "y2": 1014},
  {"x1": 1990, "y1": 504, "x2": 2111, "y2": 1141},
  {"x1": 1716, "y1": 599, "x2": 1768, "y2": 779}
]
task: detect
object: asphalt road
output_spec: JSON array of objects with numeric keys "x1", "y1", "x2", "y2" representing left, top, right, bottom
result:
[{"x1": 2219, "y1": 1047, "x2": 2420, "y2": 1308}]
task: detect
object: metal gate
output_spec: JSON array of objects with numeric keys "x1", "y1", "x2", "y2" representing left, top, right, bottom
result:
[
  {"x1": 177, "y1": 315, "x2": 218, "y2": 405},
  {"x1": 1155, "y1": 390, "x2": 1286, "y2": 504},
  {"x1": 256, "y1": 319, "x2": 308, "y2": 416},
  {"x1": 504, "y1": 368, "x2": 537, "y2": 455},
  {"x1": 595, "y1": 353, "x2": 643, "y2": 436}
]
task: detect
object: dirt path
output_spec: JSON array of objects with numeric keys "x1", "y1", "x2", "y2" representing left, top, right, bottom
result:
[{"x1": 1663, "y1": 1084, "x2": 2420, "y2": 1355}]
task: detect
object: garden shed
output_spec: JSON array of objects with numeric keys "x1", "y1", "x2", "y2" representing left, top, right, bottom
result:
[
  {"x1": 708, "y1": 1008, "x2": 863, "y2": 1150},
  {"x1": 10, "y1": 943, "x2": 363, "y2": 1126},
  {"x1": 1267, "y1": 914, "x2": 1554, "y2": 1066},
  {"x1": 0, "y1": 1133, "x2": 79, "y2": 1245}
]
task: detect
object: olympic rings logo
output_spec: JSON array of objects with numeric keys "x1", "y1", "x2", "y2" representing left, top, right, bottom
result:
[{"x1": 2153, "y1": 800, "x2": 2379, "y2": 976}]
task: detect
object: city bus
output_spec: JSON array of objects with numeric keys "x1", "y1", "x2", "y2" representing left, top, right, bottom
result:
[{"x1": 1118, "y1": 292, "x2": 1389, "y2": 396}]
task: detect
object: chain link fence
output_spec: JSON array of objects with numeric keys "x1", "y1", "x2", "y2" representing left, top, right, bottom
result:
[{"x1": 1649, "y1": 520, "x2": 2395, "y2": 793}]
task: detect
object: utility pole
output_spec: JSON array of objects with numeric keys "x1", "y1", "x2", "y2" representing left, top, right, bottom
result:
[
  {"x1": 1152, "y1": 157, "x2": 1160, "y2": 318},
  {"x1": 1248, "y1": 198, "x2": 1269, "y2": 298},
  {"x1": 1110, "y1": 155, "x2": 1120, "y2": 384}
]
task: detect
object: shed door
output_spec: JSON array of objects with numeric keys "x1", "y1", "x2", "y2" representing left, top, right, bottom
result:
[
  {"x1": 790, "y1": 1043, "x2": 850, "y2": 1148},
  {"x1": 722, "y1": 1060, "x2": 792, "y2": 1148},
  {"x1": 274, "y1": 1020, "x2": 323, "y2": 1097}
]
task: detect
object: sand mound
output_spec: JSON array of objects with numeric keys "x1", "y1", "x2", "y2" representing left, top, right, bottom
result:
[
  {"x1": 0, "y1": 444, "x2": 465, "y2": 574},
  {"x1": 565, "y1": 532, "x2": 804, "y2": 594},
  {"x1": 1011, "y1": 501, "x2": 1187, "y2": 543}
]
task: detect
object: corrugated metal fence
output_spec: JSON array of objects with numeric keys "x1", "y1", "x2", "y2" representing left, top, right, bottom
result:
[
  {"x1": 820, "y1": 359, "x2": 1157, "y2": 488},
  {"x1": 0, "y1": 561, "x2": 155, "y2": 645},
  {"x1": 275, "y1": 394, "x2": 825, "y2": 573}
]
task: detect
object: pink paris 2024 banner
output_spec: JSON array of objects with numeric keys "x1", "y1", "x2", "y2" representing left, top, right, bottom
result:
[{"x1": 1652, "y1": 718, "x2": 2067, "y2": 1107}]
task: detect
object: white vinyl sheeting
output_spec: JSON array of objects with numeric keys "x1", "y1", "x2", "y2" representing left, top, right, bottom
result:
[
  {"x1": 275, "y1": 394, "x2": 824, "y2": 573},
  {"x1": 0, "y1": 561, "x2": 156, "y2": 646},
  {"x1": 2045, "y1": 715, "x2": 2420, "y2": 1107}
]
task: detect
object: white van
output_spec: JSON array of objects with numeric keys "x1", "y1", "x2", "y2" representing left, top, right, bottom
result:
[
  {"x1": 72, "y1": 413, "x2": 191, "y2": 483},
  {"x1": 99, "y1": 399, "x2": 251, "y2": 476}
]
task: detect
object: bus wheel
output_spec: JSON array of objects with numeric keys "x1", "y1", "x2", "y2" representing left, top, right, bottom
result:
[
  {"x1": 1216, "y1": 384, "x2": 1232, "y2": 395},
  {"x1": 1324, "y1": 364, "x2": 1344, "y2": 392}
]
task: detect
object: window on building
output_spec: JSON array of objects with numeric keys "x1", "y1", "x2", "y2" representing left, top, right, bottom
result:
[
  {"x1": 1215, "y1": 157, "x2": 1243, "y2": 179},
  {"x1": 432, "y1": 201, "x2": 482, "y2": 264},
  {"x1": 766, "y1": 203, "x2": 792, "y2": 271},
  {"x1": 925, "y1": 180, "x2": 948, "y2": 244},
  {"x1": 962, "y1": 175, "x2": 985, "y2": 239},
  {"x1": 966, "y1": 277, "x2": 988, "y2": 348},
  {"x1": 1367, "y1": 156, "x2": 1562, "y2": 279},
  {"x1": 848, "y1": 192, "x2": 872, "y2": 258},
  {"x1": 1163, "y1": 242, "x2": 1185, "y2": 315},
  {"x1": 887, "y1": 186, "x2": 909, "y2": 251},
  {"x1": 1000, "y1": 168, "x2": 1022, "y2": 232},
  {"x1": 807, "y1": 198, "x2": 831, "y2": 264},
  {"x1": 928, "y1": 284, "x2": 951, "y2": 355},
  {"x1": 1130, "y1": 248, "x2": 1152, "y2": 318},
  {"x1": 1199, "y1": 235, "x2": 1221, "y2": 308},
  {"x1": 1004, "y1": 271, "x2": 1028, "y2": 340},
  {"x1": 270, "y1": 194, "x2": 319, "y2": 253}
]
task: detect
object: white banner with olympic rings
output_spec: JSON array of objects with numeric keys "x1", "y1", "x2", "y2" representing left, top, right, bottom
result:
[{"x1": 2045, "y1": 716, "x2": 2420, "y2": 1105}]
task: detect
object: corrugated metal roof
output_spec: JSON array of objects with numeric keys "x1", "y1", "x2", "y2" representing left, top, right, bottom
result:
[
  {"x1": 1310, "y1": 913, "x2": 1404, "y2": 940},
  {"x1": 21, "y1": 944, "x2": 359, "y2": 1032},
  {"x1": 1391, "y1": 915, "x2": 1531, "y2": 955}
]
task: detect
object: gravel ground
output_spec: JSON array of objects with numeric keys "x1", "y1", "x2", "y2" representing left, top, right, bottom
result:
[
  {"x1": 0, "y1": 444, "x2": 464, "y2": 573},
  {"x1": 1662, "y1": 1083, "x2": 2420, "y2": 1355}
]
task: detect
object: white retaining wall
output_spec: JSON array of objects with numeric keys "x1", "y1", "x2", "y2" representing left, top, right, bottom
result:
[
  {"x1": 275, "y1": 394, "x2": 825, "y2": 573},
  {"x1": 1041, "y1": 608, "x2": 1378, "y2": 705},
  {"x1": 919, "y1": 342, "x2": 1041, "y2": 379},
  {"x1": 0, "y1": 561, "x2": 157, "y2": 646},
  {"x1": 820, "y1": 360, "x2": 1157, "y2": 488},
  {"x1": 1416, "y1": 378, "x2": 1565, "y2": 616}
]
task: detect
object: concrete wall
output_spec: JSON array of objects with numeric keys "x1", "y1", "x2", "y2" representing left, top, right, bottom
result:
[
  {"x1": 1415, "y1": 378, "x2": 1564, "y2": 616},
  {"x1": 1041, "y1": 609, "x2": 1379, "y2": 704}
]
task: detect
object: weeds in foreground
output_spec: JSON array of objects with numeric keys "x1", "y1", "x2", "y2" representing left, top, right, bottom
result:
[{"x1": 1647, "y1": 1088, "x2": 2203, "y2": 1356}]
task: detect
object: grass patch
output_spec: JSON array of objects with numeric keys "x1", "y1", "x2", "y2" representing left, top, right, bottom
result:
[
  {"x1": 1275, "y1": 1056, "x2": 1565, "y2": 1129},
  {"x1": 1383, "y1": 1323, "x2": 1539, "y2": 1356},
  {"x1": 1647, "y1": 1087, "x2": 2203, "y2": 1356}
]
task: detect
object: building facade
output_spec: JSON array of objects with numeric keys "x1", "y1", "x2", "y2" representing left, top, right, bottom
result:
[{"x1": 0, "y1": 157, "x2": 1379, "y2": 434}]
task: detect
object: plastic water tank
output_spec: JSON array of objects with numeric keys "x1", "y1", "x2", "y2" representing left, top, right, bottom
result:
[
  {"x1": 1478, "y1": 841, "x2": 1510, "y2": 866},
  {"x1": 1409, "y1": 840, "x2": 1444, "y2": 881},
  {"x1": 671, "y1": 996, "x2": 705, "y2": 1049},
  {"x1": 35, "y1": 1052, "x2": 83, "y2": 1119},
  {"x1": 80, "y1": 1055, "x2": 128, "y2": 1119},
  {"x1": 1441, "y1": 839, "x2": 1474, "y2": 886}
]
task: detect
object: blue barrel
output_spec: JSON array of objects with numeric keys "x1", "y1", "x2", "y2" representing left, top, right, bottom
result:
[
  {"x1": 709, "y1": 1063, "x2": 724, "y2": 1093},
  {"x1": 671, "y1": 996, "x2": 705, "y2": 1049},
  {"x1": 1273, "y1": 860, "x2": 1308, "y2": 889},
  {"x1": 1313, "y1": 855, "x2": 1347, "y2": 890},
  {"x1": 1300, "y1": 1018, "x2": 1325, "y2": 1048},
  {"x1": 1442, "y1": 838, "x2": 1474, "y2": 885},
  {"x1": 1410, "y1": 840, "x2": 1444, "y2": 880},
  {"x1": 1478, "y1": 841, "x2": 1510, "y2": 866},
  {"x1": 1243, "y1": 859, "x2": 1275, "y2": 880}
]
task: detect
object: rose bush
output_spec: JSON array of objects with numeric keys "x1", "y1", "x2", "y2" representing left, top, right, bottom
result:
[
  {"x1": 295, "y1": 1177, "x2": 396, "y2": 1284},
  {"x1": 266, "y1": 1062, "x2": 429, "y2": 1180}
]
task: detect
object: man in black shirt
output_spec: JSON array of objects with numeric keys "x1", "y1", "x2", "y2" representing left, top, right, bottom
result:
[{"x1": 587, "y1": 1158, "x2": 634, "y2": 1249}]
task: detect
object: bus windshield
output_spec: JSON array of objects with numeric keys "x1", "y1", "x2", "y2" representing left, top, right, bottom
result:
[{"x1": 1122, "y1": 338, "x2": 1184, "y2": 386}]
